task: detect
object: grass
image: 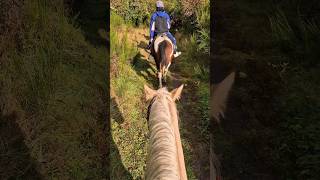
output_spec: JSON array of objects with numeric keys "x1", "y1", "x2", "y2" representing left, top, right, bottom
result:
[
  {"x1": 110, "y1": 10, "x2": 210, "y2": 179},
  {"x1": 268, "y1": 6, "x2": 320, "y2": 179},
  {"x1": 274, "y1": 67, "x2": 320, "y2": 179},
  {"x1": 110, "y1": 12, "x2": 149, "y2": 179},
  {"x1": 1, "y1": 0, "x2": 108, "y2": 179}
]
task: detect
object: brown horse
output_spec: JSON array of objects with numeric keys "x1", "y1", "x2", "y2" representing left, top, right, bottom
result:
[{"x1": 151, "y1": 34, "x2": 174, "y2": 88}]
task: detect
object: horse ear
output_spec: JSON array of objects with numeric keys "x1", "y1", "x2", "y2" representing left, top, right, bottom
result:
[
  {"x1": 170, "y1": 84, "x2": 184, "y2": 101},
  {"x1": 211, "y1": 72, "x2": 235, "y2": 123},
  {"x1": 144, "y1": 84, "x2": 156, "y2": 101}
]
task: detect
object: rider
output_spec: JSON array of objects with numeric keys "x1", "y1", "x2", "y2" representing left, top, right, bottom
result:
[{"x1": 148, "y1": 0, "x2": 181, "y2": 58}]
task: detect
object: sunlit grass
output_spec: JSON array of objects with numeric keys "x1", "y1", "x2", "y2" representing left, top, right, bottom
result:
[{"x1": 110, "y1": 12, "x2": 149, "y2": 179}]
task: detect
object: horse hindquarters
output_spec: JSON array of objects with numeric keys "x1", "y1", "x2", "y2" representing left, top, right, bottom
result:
[{"x1": 159, "y1": 41, "x2": 170, "y2": 85}]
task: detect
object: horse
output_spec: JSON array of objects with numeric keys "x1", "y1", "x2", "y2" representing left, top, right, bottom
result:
[
  {"x1": 144, "y1": 84, "x2": 187, "y2": 180},
  {"x1": 210, "y1": 72, "x2": 235, "y2": 180},
  {"x1": 151, "y1": 34, "x2": 174, "y2": 88}
]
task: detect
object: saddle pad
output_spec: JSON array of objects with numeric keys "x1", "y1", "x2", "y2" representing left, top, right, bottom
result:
[{"x1": 154, "y1": 35, "x2": 173, "y2": 53}]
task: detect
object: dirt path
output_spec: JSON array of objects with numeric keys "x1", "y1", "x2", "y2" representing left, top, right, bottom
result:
[{"x1": 128, "y1": 28, "x2": 210, "y2": 179}]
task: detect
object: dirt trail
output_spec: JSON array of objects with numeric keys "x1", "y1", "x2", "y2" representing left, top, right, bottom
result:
[{"x1": 127, "y1": 27, "x2": 210, "y2": 179}]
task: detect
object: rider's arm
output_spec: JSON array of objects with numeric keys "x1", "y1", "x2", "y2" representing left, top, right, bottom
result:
[
  {"x1": 150, "y1": 13, "x2": 156, "y2": 42},
  {"x1": 166, "y1": 13, "x2": 171, "y2": 29}
]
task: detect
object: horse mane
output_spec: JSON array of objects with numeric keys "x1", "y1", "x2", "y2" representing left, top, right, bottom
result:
[{"x1": 145, "y1": 88, "x2": 181, "y2": 179}]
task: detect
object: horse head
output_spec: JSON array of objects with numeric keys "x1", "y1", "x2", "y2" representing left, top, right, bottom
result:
[
  {"x1": 211, "y1": 72, "x2": 235, "y2": 123},
  {"x1": 210, "y1": 72, "x2": 235, "y2": 180}
]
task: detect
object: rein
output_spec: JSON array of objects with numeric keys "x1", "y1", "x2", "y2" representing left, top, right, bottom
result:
[{"x1": 147, "y1": 96, "x2": 156, "y2": 121}]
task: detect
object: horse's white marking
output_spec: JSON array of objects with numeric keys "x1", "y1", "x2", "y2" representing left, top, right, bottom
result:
[
  {"x1": 169, "y1": 43, "x2": 174, "y2": 58},
  {"x1": 154, "y1": 35, "x2": 174, "y2": 54},
  {"x1": 164, "y1": 62, "x2": 171, "y2": 77},
  {"x1": 167, "y1": 62, "x2": 171, "y2": 70},
  {"x1": 158, "y1": 72, "x2": 163, "y2": 87}
]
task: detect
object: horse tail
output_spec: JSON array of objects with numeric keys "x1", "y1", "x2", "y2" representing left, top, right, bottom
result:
[{"x1": 159, "y1": 41, "x2": 169, "y2": 68}]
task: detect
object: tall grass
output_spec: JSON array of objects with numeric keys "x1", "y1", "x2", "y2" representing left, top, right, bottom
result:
[
  {"x1": 178, "y1": 33, "x2": 209, "y2": 82},
  {"x1": 269, "y1": 8, "x2": 320, "y2": 66},
  {"x1": 269, "y1": 5, "x2": 320, "y2": 179},
  {"x1": 110, "y1": 12, "x2": 149, "y2": 179},
  {"x1": 195, "y1": 0, "x2": 210, "y2": 54},
  {"x1": 111, "y1": 0, "x2": 180, "y2": 26},
  {"x1": 196, "y1": 0, "x2": 210, "y2": 54},
  {"x1": 1, "y1": 0, "x2": 108, "y2": 178}
]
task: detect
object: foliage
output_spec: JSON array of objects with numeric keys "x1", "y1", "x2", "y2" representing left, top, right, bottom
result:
[
  {"x1": 269, "y1": 8, "x2": 320, "y2": 66},
  {"x1": 179, "y1": 34, "x2": 210, "y2": 80},
  {"x1": 212, "y1": 0, "x2": 319, "y2": 179},
  {"x1": 195, "y1": 0, "x2": 210, "y2": 54},
  {"x1": 111, "y1": 0, "x2": 179, "y2": 26},
  {"x1": 111, "y1": 0, "x2": 210, "y2": 55},
  {"x1": 1, "y1": 0, "x2": 108, "y2": 178},
  {"x1": 275, "y1": 68, "x2": 320, "y2": 179},
  {"x1": 268, "y1": 3, "x2": 320, "y2": 178}
]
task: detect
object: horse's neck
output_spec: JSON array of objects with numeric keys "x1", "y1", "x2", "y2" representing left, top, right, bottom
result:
[
  {"x1": 168, "y1": 100, "x2": 188, "y2": 180},
  {"x1": 146, "y1": 96, "x2": 187, "y2": 180},
  {"x1": 146, "y1": 97, "x2": 180, "y2": 179}
]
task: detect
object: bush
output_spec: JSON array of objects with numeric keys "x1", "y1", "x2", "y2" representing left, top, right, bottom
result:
[
  {"x1": 268, "y1": 1, "x2": 320, "y2": 179},
  {"x1": 269, "y1": 7, "x2": 320, "y2": 66}
]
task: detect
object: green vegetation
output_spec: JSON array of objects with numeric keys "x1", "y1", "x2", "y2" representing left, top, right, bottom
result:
[
  {"x1": 110, "y1": 12, "x2": 149, "y2": 179},
  {"x1": 213, "y1": 0, "x2": 319, "y2": 179},
  {"x1": 0, "y1": 0, "x2": 108, "y2": 179},
  {"x1": 268, "y1": 2, "x2": 320, "y2": 178},
  {"x1": 110, "y1": 0, "x2": 210, "y2": 178},
  {"x1": 111, "y1": 0, "x2": 180, "y2": 26}
]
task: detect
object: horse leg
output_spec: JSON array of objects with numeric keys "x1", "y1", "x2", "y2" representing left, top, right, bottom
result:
[
  {"x1": 158, "y1": 72, "x2": 162, "y2": 88},
  {"x1": 166, "y1": 63, "x2": 171, "y2": 72},
  {"x1": 164, "y1": 63, "x2": 171, "y2": 81}
]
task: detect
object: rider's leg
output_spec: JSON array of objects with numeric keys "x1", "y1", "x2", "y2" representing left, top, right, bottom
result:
[
  {"x1": 166, "y1": 32, "x2": 177, "y2": 52},
  {"x1": 149, "y1": 32, "x2": 157, "y2": 49},
  {"x1": 166, "y1": 32, "x2": 181, "y2": 57}
]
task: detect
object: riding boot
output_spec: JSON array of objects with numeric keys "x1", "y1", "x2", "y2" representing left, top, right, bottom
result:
[{"x1": 173, "y1": 45, "x2": 181, "y2": 58}]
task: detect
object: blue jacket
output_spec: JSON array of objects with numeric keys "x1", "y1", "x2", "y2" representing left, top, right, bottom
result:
[{"x1": 149, "y1": 11, "x2": 171, "y2": 41}]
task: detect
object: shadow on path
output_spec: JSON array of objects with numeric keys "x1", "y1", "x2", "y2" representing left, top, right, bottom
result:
[
  {"x1": 0, "y1": 111, "x2": 43, "y2": 179},
  {"x1": 131, "y1": 50, "x2": 159, "y2": 88},
  {"x1": 110, "y1": 97, "x2": 133, "y2": 179}
]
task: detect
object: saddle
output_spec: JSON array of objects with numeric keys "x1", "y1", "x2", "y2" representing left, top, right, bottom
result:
[{"x1": 153, "y1": 33, "x2": 173, "y2": 53}]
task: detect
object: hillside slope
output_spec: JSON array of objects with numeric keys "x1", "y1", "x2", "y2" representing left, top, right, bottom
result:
[{"x1": 0, "y1": 0, "x2": 109, "y2": 178}]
